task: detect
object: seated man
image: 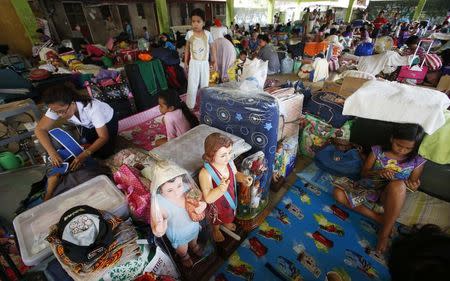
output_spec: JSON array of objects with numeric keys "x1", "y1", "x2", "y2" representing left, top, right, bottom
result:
[{"x1": 256, "y1": 34, "x2": 280, "y2": 75}]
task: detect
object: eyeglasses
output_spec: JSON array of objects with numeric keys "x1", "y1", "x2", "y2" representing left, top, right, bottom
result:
[{"x1": 50, "y1": 103, "x2": 71, "y2": 116}]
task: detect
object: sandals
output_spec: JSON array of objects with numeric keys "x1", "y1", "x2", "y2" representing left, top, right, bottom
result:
[{"x1": 179, "y1": 253, "x2": 193, "y2": 268}]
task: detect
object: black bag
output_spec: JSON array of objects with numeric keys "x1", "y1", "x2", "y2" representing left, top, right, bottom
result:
[
  {"x1": 350, "y1": 118, "x2": 395, "y2": 154},
  {"x1": 151, "y1": 47, "x2": 180, "y2": 66},
  {"x1": 125, "y1": 64, "x2": 159, "y2": 112},
  {"x1": 287, "y1": 42, "x2": 305, "y2": 58},
  {"x1": 303, "y1": 91, "x2": 352, "y2": 128},
  {"x1": 86, "y1": 79, "x2": 134, "y2": 120}
]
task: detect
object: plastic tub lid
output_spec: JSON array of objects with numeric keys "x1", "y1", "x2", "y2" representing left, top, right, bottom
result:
[{"x1": 13, "y1": 175, "x2": 128, "y2": 266}]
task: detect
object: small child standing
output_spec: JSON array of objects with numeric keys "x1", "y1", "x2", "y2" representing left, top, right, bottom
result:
[
  {"x1": 334, "y1": 124, "x2": 426, "y2": 253},
  {"x1": 235, "y1": 50, "x2": 247, "y2": 81},
  {"x1": 184, "y1": 8, "x2": 217, "y2": 110},
  {"x1": 155, "y1": 89, "x2": 199, "y2": 147}
]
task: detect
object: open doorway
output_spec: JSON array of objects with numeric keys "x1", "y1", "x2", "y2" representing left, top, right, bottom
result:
[
  {"x1": 63, "y1": 2, "x2": 92, "y2": 42},
  {"x1": 118, "y1": 5, "x2": 130, "y2": 28}
]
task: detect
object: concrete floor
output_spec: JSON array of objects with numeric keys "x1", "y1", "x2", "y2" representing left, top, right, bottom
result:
[{"x1": 0, "y1": 164, "x2": 45, "y2": 222}]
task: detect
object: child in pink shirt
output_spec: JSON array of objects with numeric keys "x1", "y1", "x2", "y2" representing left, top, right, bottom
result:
[{"x1": 155, "y1": 90, "x2": 199, "y2": 147}]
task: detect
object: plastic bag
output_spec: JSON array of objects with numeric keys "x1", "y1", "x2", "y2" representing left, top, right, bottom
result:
[
  {"x1": 298, "y1": 63, "x2": 314, "y2": 79},
  {"x1": 241, "y1": 58, "x2": 268, "y2": 89},
  {"x1": 237, "y1": 151, "x2": 269, "y2": 220},
  {"x1": 113, "y1": 165, "x2": 151, "y2": 223},
  {"x1": 281, "y1": 53, "x2": 294, "y2": 74},
  {"x1": 142, "y1": 246, "x2": 180, "y2": 279},
  {"x1": 142, "y1": 160, "x2": 206, "y2": 244},
  {"x1": 355, "y1": 42, "x2": 374, "y2": 56},
  {"x1": 374, "y1": 36, "x2": 393, "y2": 54}
]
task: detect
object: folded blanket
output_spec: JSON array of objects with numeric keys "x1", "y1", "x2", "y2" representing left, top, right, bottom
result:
[
  {"x1": 343, "y1": 80, "x2": 450, "y2": 134},
  {"x1": 419, "y1": 110, "x2": 450, "y2": 164},
  {"x1": 357, "y1": 51, "x2": 412, "y2": 76}
]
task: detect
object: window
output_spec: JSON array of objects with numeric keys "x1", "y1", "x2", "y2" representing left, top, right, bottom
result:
[
  {"x1": 99, "y1": 5, "x2": 111, "y2": 20},
  {"x1": 118, "y1": 5, "x2": 131, "y2": 23},
  {"x1": 63, "y1": 2, "x2": 92, "y2": 42},
  {"x1": 137, "y1": 3, "x2": 146, "y2": 19},
  {"x1": 214, "y1": 3, "x2": 226, "y2": 16}
]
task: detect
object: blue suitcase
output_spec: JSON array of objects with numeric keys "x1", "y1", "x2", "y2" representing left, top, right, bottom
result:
[{"x1": 199, "y1": 86, "x2": 279, "y2": 192}]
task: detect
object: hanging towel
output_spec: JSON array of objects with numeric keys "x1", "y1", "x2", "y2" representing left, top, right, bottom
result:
[
  {"x1": 419, "y1": 110, "x2": 450, "y2": 164},
  {"x1": 136, "y1": 59, "x2": 168, "y2": 95},
  {"x1": 342, "y1": 80, "x2": 450, "y2": 134}
]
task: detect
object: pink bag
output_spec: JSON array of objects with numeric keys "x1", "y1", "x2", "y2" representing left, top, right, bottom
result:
[
  {"x1": 329, "y1": 56, "x2": 340, "y2": 72},
  {"x1": 424, "y1": 54, "x2": 442, "y2": 71},
  {"x1": 397, "y1": 39, "x2": 433, "y2": 84},
  {"x1": 397, "y1": 65, "x2": 429, "y2": 84},
  {"x1": 113, "y1": 164, "x2": 151, "y2": 223}
]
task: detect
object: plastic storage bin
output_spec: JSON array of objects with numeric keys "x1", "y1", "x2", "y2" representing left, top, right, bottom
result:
[
  {"x1": 13, "y1": 175, "x2": 129, "y2": 266},
  {"x1": 150, "y1": 124, "x2": 252, "y2": 176}
]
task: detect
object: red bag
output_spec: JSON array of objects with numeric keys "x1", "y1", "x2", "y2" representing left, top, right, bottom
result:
[
  {"x1": 165, "y1": 65, "x2": 182, "y2": 89},
  {"x1": 113, "y1": 165, "x2": 151, "y2": 223}
]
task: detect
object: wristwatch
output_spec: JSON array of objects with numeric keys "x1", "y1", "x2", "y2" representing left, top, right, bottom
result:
[{"x1": 84, "y1": 149, "x2": 92, "y2": 156}]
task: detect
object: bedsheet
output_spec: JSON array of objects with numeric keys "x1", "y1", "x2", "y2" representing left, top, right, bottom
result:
[{"x1": 119, "y1": 115, "x2": 166, "y2": 151}]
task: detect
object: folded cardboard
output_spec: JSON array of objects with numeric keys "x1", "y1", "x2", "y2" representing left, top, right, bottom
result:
[
  {"x1": 339, "y1": 77, "x2": 370, "y2": 98},
  {"x1": 437, "y1": 75, "x2": 450, "y2": 94},
  {"x1": 322, "y1": 80, "x2": 341, "y2": 94}
]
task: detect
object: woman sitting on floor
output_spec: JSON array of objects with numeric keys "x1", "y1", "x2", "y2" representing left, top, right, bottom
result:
[{"x1": 256, "y1": 34, "x2": 280, "y2": 75}]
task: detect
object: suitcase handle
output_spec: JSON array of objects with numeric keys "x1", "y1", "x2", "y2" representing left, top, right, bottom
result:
[{"x1": 408, "y1": 39, "x2": 434, "y2": 69}]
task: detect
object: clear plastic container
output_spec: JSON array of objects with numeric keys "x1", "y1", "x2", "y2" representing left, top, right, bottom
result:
[
  {"x1": 13, "y1": 175, "x2": 129, "y2": 266},
  {"x1": 150, "y1": 124, "x2": 252, "y2": 176}
]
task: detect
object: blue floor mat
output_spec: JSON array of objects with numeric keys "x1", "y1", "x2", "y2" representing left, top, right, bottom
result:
[{"x1": 213, "y1": 176, "x2": 394, "y2": 281}]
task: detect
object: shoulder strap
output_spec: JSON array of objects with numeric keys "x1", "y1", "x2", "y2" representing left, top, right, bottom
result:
[
  {"x1": 49, "y1": 128, "x2": 84, "y2": 158},
  {"x1": 203, "y1": 162, "x2": 237, "y2": 210},
  {"x1": 204, "y1": 162, "x2": 221, "y2": 186}
]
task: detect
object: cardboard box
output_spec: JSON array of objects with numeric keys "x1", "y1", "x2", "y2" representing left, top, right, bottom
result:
[
  {"x1": 339, "y1": 77, "x2": 370, "y2": 98},
  {"x1": 322, "y1": 80, "x2": 342, "y2": 94},
  {"x1": 437, "y1": 75, "x2": 450, "y2": 94}
]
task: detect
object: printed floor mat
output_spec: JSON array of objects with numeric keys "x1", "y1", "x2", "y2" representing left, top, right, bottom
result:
[{"x1": 213, "y1": 177, "x2": 398, "y2": 281}]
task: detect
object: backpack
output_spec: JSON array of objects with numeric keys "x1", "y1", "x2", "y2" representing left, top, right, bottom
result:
[
  {"x1": 314, "y1": 144, "x2": 362, "y2": 180},
  {"x1": 355, "y1": 42, "x2": 374, "y2": 56},
  {"x1": 303, "y1": 91, "x2": 352, "y2": 128}
]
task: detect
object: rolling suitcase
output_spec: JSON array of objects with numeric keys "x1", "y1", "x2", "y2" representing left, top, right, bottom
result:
[
  {"x1": 199, "y1": 86, "x2": 279, "y2": 192},
  {"x1": 397, "y1": 39, "x2": 433, "y2": 84}
]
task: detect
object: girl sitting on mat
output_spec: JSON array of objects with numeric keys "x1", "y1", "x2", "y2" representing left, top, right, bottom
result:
[
  {"x1": 155, "y1": 89, "x2": 199, "y2": 147},
  {"x1": 333, "y1": 124, "x2": 426, "y2": 253}
]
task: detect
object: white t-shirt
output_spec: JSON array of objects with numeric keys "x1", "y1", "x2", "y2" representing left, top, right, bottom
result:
[
  {"x1": 210, "y1": 26, "x2": 228, "y2": 41},
  {"x1": 45, "y1": 99, "x2": 114, "y2": 129},
  {"x1": 185, "y1": 30, "x2": 214, "y2": 61}
]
